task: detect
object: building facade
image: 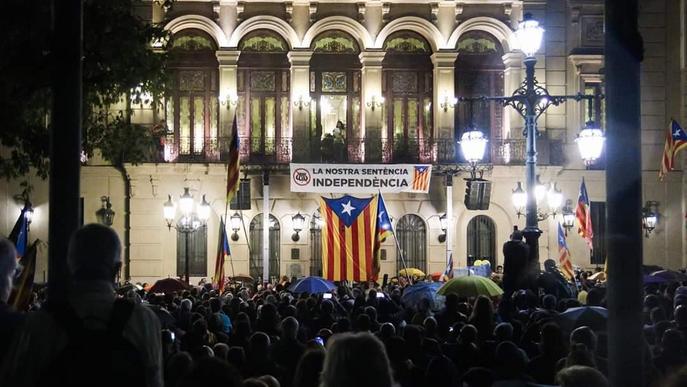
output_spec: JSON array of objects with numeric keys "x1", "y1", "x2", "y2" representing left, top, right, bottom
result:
[{"x1": 1, "y1": 0, "x2": 686, "y2": 284}]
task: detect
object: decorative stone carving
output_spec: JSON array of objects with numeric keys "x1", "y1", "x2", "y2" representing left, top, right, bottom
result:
[
  {"x1": 431, "y1": 3, "x2": 439, "y2": 23},
  {"x1": 309, "y1": 3, "x2": 318, "y2": 22},
  {"x1": 285, "y1": 2, "x2": 293, "y2": 23},
  {"x1": 357, "y1": 2, "x2": 366, "y2": 22},
  {"x1": 382, "y1": 3, "x2": 391, "y2": 22},
  {"x1": 581, "y1": 15, "x2": 603, "y2": 47}
]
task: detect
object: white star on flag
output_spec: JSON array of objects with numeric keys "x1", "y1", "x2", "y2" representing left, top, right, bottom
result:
[{"x1": 341, "y1": 201, "x2": 356, "y2": 216}]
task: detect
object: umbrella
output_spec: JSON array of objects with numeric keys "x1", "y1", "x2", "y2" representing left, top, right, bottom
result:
[
  {"x1": 289, "y1": 276, "x2": 337, "y2": 294},
  {"x1": 644, "y1": 274, "x2": 667, "y2": 285},
  {"x1": 149, "y1": 278, "x2": 189, "y2": 294},
  {"x1": 437, "y1": 275, "x2": 503, "y2": 298},
  {"x1": 399, "y1": 268, "x2": 425, "y2": 278},
  {"x1": 116, "y1": 282, "x2": 143, "y2": 295},
  {"x1": 651, "y1": 270, "x2": 687, "y2": 283},
  {"x1": 229, "y1": 274, "x2": 255, "y2": 283},
  {"x1": 556, "y1": 306, "x2": 608, "y2": 332},
  {"x1": 401, "y1": 281, "x2": 444, "y2": 310}
]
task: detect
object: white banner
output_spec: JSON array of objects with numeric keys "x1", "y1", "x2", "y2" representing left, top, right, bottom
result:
[{"x1": 290, "y1": 163, "x2": 432, "y2": 194}]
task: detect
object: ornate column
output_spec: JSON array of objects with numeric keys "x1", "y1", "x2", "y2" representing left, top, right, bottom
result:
[
  {"x1": 359, "y1": 50, "x2": 386, "y2": 162},
  {"x1": 502, "y1": 52, "x2": 524, "y2": 139},
  {"x1": 216, "y1": 50, "x2": 241, "y2": 140},
  {"x1": 288, "y1": 50, "x2": 314, "y2": 161},
  {"x1": 432, "y1": 51, "x2": 460, "y2": 140}
]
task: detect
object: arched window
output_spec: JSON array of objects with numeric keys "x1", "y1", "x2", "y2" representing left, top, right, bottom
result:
[
  {"x1": 396, "y1": 214, "x2": 427, "y2": 272},
  {"x1": 249, "y1": 214, "x2": 281, "y2": 281},
  {"x1": 466, "y1": 215, "x2": 496, "y2": 266},
  {"x1": 454, "y1": 31, "x2": 505, "y2": 163},
  {"x1": 167, "y1": 30, "x2": 219, "y2": 161},
  {"x1": 309, "y1": 210, "x2": 323, "y2": 276},
  {"x1": 308, "y1": 31, "x2": 362, "y2": 163},
  {"x1": 383, "y1": 32, "x2": 433, "y2": 163},
  {"x1": 238, "y1": 30, "x2": 291, "y2": 163}
]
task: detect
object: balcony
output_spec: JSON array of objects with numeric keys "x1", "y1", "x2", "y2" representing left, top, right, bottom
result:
[
  {"x1": 157, "y1": 136, "x2": 292, "y2": 164},
  {"x1": 145, "y1": 134, "x2": 563, "y2": 166}
]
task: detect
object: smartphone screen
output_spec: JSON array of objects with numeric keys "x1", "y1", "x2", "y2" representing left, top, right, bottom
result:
[
  {"x1": 376, "y1": 292, "x2": 385, "y2": 298},
  {"x1": 323, "y1": 293, "x2": 332, "y2": 299},
  {"x1": 314, "y1": 336, "x2": 325, "y2": 346}
]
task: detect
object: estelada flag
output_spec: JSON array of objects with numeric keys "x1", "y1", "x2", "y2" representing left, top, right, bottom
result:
[
  {"x1": 320, "y1": 194, "x2": 379, "y2": 282},
  {"x1": 226, "y1": 115, "x2": 240, "y2": 202},
  {"x1": 373, "y1": 193, "x2": 393, "y2": 280},
  {"x1": 9, "y1": 239, "x2": 37, "y2": 311},
  {"x1": 575, "y1": 177, "x2": 593, "y2": 251},
  {"x1": 213, "y1": 218, "x2": 230, "y2": 291},
  {"x1": 9, "y1": 205, "x2": 29, "y2": 257},
  {"x1": 659, "y1": 119, "x2": 687, "y2": 180},
  {"x1": 557, "y1": 223, "x2": 574, "y2": 281}
]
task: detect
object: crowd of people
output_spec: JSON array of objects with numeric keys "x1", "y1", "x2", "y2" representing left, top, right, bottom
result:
[{"x1": 2, "y1": 224, "x2": 687, "y2": 387}]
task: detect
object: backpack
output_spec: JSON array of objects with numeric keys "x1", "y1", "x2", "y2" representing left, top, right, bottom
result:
[{"x1": 40, "y1": 298, "x2": 147, "y2": 387}]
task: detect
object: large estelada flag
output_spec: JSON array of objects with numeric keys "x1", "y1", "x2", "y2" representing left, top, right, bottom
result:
[
  {"x1": 320, "y1": 194, "x2": 379, "y2": 282},
  {"x1": 659, "y1": 119, "x2": 687, "y2": 180},
  {"x1": 213, "y1": 218, "x2": 230, "y2": 291},
  {"x1": 575, "y1": 178, "x2": 594, "y2": 251},
  {"x1": 557, "y1": 223, "x2": 574, "y2": 281}
]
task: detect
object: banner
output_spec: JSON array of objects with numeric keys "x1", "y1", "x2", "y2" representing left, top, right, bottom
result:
[{"x1": 290, "y1": 163, "x2": 432, "y2": 194}]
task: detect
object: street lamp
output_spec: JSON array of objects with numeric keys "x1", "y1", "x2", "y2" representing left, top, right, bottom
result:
[
  {"x1": 459, "y1": 130, "x2": 489, "y2": 179},
  {"x1": 163, "y1": 188, "x2": 211, "y2": 284},
  {"x1": 438, "y1": 213, "x2": 448, "y2": 243},
  {"x1": 230, "y1": 212, "x2": 242, "y2": 241},
  {"x1": 459, "y1": 13, "x2": 602, "y2": 266},
  {"x1": 561, "y1": 199, "x2": 576, "y2": 235},
  {"x1": 642, "y1": 201, "x2": 658, "y2": 237},
  {"x1": 292, "y1": 212, "x2": 305, "y2": 241},
  {"x1": 96, "y1": 196, "x2": 115, "y2": 226},
  {"x1": 512, "y1": 177, "x2": 564, "y2": 220}
]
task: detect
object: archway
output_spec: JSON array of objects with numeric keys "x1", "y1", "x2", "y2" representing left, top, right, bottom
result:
[
  {"x1": 396, "y1": 214, "x2": 427, "y2": 273},
  {"x1": 466, "y1": 215, "x2": 496, "y2": 266}
]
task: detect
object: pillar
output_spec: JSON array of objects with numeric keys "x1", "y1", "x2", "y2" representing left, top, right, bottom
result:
[
  {"x1": 288, "y1": 50, "x2": 314, "y2": 161},
  {"x1": 502, "y1": 52, "x2": 524, "y2": 139},
  {"x1": 216, "y1": 50, "x2": 241, "y2": 139},
  {"x1": 360, "y1": 50, "x2": 386, "y2": 162},
  {"x1": 432, "y1": 51, "x2": 460, "y2": 140},
  {"x1": 49, "y1": 0, "x2": 82, "y2": 302},
  {"x1": 605, "y1": 0, "x2": 644, "y2": 385}
]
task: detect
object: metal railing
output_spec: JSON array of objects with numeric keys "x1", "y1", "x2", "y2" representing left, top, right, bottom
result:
[{"x1": 146, "y1": 134, "x2": 562, "y2": 166}]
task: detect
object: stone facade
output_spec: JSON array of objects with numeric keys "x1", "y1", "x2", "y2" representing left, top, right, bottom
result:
[{"x1": 1, "y1": 0, "x2": 686, "y2": 284}]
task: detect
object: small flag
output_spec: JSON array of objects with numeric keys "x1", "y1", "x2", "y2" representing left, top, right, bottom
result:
[
  {"x1": 659, "y1": 119, "x2": 687, "y2": 180},
  {"x1": 213, "y1": 218, "x2": 230, "y2": 291},
  {"x1": 411, "y1": 165, "x2": 431, "y2": 192},
  {"x1": 373, "y1": 193, "x2": 393, "y2": 280},
  {"x1": 320, "y1": 195, "x2": 379, "y2": 282},
  {"x1": 226, "y1": 115, "x2": 241, "y2": 202},
  {"x1": 557, "y1": 223, "x2": 574, "y2": 281},
  {"x1": 575, "y1": 178, "x2": 594, "y2": 250},
  {"x1": 9, "y1": 205, "x2": 29, "y2": 257},
  {"x1": 443, "y1": 253, "x2": 454, "y2": 279},
  {"x1": 9, "y1": 240, "x2": 37, "y2": 311}
]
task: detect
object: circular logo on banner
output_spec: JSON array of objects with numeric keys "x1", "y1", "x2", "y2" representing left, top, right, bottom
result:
[{"x1": 293, "y1": 168, "x2": 311, "y2": 186}]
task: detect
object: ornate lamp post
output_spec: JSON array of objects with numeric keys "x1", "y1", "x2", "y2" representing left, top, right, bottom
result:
[
  {"x1": 163, "y1": 188, "x2": 211, "y2": 284},
  {"x1": 459, "y1": 13, "x2": 604, "y2": 265}
]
